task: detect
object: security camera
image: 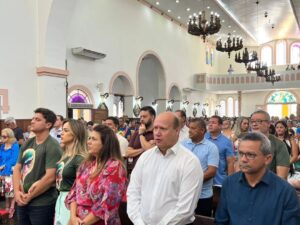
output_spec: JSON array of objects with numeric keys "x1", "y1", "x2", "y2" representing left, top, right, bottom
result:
[
  {"x1": 272, "y1": 24, "x2": 275, "y2": 29},
  {"x1": 264, "y1": 11, "x2": 268, "y2": 18}
]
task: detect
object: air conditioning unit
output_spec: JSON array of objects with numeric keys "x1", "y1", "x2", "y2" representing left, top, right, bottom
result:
[{"x1": 72, "y1": 47, "x2": 106, "y2": 60}]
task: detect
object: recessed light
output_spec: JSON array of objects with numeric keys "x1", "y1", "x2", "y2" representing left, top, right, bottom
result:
[
  {"x1": 156, "y1": 1, "x2": 159, "y2": 5},
  {"x1": 187, "y1": 8, "x2": 190, "y2": 11},
  {"x1": 167, "y1": 9, "x2": 171, "y2": 12},
  {"x1": 222, "y1": 20, "x2": 225, "y2": 23},
  {"x1": 177, "y1": 16, "x2": 181, "y2": 19},
  {"x1": 176, "y1": 0, "x2": 179, "y2": 3},
  {"x1": 228, "y1": 25, "x2": 231, "y2": 28},
  {"x1": 233, "y1": 30, "x2": 236, "y2": 33},
  {"x1": 207, "y1": 6, "x2": 210, "y2": 9}
]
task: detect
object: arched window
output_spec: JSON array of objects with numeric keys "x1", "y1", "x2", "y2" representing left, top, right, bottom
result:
[
  {"x1": 267, "y1": 91, "x2": 296, "y2": 104},
  {"x1": 276, "y1": 41, "x2": 286, "y2": 65},
  {"x1": 68, "y1": 89, "x2": 91, "y2": 104},
  {"x1": 290, "y1": 42, "x2": 300, "y2": 65},
  {"x1": 261, "y1": 46, "x2": 272, "y2": 66},
  {"x1": 234, "y1": 100, "x2": 239, "y2": 117},
  {"x1": 227, "y1": 97, "x2": 234, "y2": 117},
  {"x1": 220, "y1": 100, "x2": 226, "y2": 117},
  {"x1": 267, "y1": 91, "x2": 297, "y2": 118}
]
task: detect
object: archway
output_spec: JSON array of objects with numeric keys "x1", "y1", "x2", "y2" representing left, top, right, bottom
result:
[
  {"x1": 266, "y1": 91, "x2": 297, "y2": 118},
  {"x1": 68, "y1": 86, "x2": 93, "y2": 121},
  {"x1": 168, "y1": 85, "x2": 182, "y2": 111},
  {"x1": 137, "y1": 52, "x2": 166, "y2": 113},
  {"x1": 110, "y1": 72, "x2": 135, "y2": 117}
]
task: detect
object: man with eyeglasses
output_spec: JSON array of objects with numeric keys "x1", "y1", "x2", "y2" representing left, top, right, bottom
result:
[
  {"x1": 215, "y1": 132, "x2": 300, "y2": 225},
  {"x1": 250, "y1": 110, "x2": 290, "y2": 179}
]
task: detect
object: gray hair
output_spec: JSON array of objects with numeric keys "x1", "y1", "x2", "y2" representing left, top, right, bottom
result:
[
  {"x1": 250, "y1": 110, "x2": 270, "y2": 121},
  {"x1": 239, "y1": 132, "x2": 271, "y2": 155},
  {"x1": 4, "y1": 117, "x2": 16, "y2": 124}
]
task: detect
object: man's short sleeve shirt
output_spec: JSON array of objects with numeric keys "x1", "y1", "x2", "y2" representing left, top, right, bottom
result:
[{"x1": 18, "y1": 135, "x2": 62, "y2": 206}]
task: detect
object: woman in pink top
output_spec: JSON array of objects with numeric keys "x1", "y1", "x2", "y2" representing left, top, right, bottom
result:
[{"x1": 65, "y1": 125, "x2": 127, "y2": 225}]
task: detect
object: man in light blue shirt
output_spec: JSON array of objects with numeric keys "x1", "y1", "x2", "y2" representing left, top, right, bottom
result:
[
  {"x1": 182, "y1": 118, "x2": 219, "y2": 217},
  {"x1": 205, "y1": 116, "x2": 235, "y2": 185},
  {"x1": 205, "y1": 116, "x2": 235, "y2": 215}
]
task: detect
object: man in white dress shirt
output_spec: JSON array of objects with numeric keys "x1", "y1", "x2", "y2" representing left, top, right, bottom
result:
[
  {"x1": 104, "y1": 116, "x2": 129, "y2": 157},
  {"x1": 175, "y1": 110, "x2": 189, "y2": 142},
  {"x1": 127, "y1": 112, "x2": 203, "y2": 225}
]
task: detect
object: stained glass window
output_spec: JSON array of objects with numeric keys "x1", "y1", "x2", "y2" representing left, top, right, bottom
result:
[
  {"x1": 267, "y1": 91, "x2": 296, "y2": 104},
  {"x1": 68, "y1": 89, "x2": 91, "y2": 103}
]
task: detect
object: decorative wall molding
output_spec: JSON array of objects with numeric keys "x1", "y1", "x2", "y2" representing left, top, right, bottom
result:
[
  {"x1": 193, "y1": 70, "x2": 300, "y2": 92},
  {"x1": 36, "y1": 66, "x2": 69, "y2": 78},
  {"x1": 0, "y1": 89, "x2": 9, "y2": 113}
]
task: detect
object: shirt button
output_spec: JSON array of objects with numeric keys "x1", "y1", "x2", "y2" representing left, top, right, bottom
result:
[{"x1": 248, "y1": 218, "x2": 252, "y2": 221}]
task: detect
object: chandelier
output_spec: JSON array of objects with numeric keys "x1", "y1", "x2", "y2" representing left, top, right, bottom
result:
[
  {"x1": 216, "y1": 33, "x2": 243, "y2": 58},
  {"x1": 251, "y1": 66, "x2": 281, "y2": 85},
  {"x1": 235, "y1": 48, "x2": 258, "y2": 66},
  {"x1": 266, "y1": 73, "x2": 281, "y2": 85},
  {"x1": 188, "y1": 10, "x2": 221, "y2": 42},
  {"x1": 247, "y1": 61, "x2": 268, "y2": 74}
]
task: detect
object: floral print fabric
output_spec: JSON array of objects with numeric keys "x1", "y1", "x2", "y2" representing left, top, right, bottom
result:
[{"x1": 65, "y1": 159, "x2": 127, "y2": 225}]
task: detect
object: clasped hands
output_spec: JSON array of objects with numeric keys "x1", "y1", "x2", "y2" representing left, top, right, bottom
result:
[{"x1": 15, "y1": 180, "x2": 39, "y2": 206}]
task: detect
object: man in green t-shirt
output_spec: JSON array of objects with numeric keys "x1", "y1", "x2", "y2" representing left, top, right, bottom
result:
[
  {"x1": 13, "y1": 108, "x2": 62, "y2": 225},
  {"x1": 250, "y1": 110, "x2": 290, "y2": 179}
]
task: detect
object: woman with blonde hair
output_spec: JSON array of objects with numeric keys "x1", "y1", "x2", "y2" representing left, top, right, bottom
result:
[
  {"x1": 65, "y1": 124, "x2": 127, "y2": 225},
  {"x1": 0, "y1": 128, "x2": 20, "y2": 218},
  {"x1": 54, "y1": 119, "x2": 88, "y2": 225}
]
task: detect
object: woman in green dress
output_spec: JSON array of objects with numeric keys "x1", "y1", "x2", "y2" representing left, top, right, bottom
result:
[{"x1": 54, "y1": 119, "x2": 88, "y2": 225}]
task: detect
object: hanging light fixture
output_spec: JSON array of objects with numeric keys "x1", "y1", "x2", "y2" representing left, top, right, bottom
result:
[
  {"x1": 265, "y1": 74, "x2": 281, "y2": 85},
  {"x1": 235, "y1": 48, "x2": 258, "y2": 66},
  {"x1": 216, "y1": 33, "x2": 243, "y2": 58},
  {"x1": 188, "y1": 6, "x2": 221, "y2": 42},
  {"x1": 247, "y1": 61, "x2": 268, "y2": 74}
]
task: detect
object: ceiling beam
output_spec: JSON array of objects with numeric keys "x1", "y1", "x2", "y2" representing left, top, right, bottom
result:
[{"x1": 290, "y1": 0, "x2": 300, "y2": 30}]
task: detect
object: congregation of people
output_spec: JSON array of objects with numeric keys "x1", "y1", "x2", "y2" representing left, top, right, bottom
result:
[{"x1": 1, "y1": 106, "x2": 300, "y2": 225}]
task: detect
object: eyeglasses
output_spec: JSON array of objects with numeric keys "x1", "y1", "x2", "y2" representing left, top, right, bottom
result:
[
  {"x1": 238, "y1": 151, "x2": 257, "y2": 160},
  {"x1": 1, "y1": 135, "x2": 8, "y2": 139},
  {"x1": 250, "y1": 119, "x2": 269, "y2": 125}
]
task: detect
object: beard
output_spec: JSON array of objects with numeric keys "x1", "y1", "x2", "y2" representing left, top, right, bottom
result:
[{"x1": 144, "y1": 119, "x2": 153, "y2": 129}]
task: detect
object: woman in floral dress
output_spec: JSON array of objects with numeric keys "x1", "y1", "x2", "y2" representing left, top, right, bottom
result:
[{"x1": 65, "y1": 124, "x2": 127, "y2": 225}]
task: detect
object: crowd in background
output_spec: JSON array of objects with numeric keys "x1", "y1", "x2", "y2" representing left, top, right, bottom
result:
[{"x1": 0, "y1": 107, "x2": 300, "y2": 225}]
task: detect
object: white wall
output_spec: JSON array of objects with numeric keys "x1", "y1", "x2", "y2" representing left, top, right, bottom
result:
[
  {"x1": 0, "y1": 0, "x2": 37, "y2": 118},
  {"x1": 1, "y1": 0, "x2": 299, "y2": 119},
  {"x1": 65, "y1": 0, "x2": 212, "y2": 115}
]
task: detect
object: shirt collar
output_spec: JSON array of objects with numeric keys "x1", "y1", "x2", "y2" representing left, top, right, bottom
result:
[
  {"x1": 186, "y1": 138, "x2": 207, "y2": 145},
  {"x1": 238, "y1": 170, "x2": 271, "y2": 186},
  {"x1": 155, "y1": 142, "x2": 180, "y2": 156},
  {"x1": 206, "y1": 132, "x2": 222, "y2": 139}
]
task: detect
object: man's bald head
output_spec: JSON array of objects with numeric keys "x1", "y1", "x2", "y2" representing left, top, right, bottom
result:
[{"x1": 154, "y1": 112, "x2": 180, "y2": 154}]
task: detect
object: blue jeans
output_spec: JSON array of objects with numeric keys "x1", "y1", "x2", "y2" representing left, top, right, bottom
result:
[{"x1": 17, "y1": 204, "x2": 55, "y2": 225}]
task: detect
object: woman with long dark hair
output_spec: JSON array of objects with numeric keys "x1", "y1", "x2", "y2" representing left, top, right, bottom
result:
[
  {"x1": 275, "y1": 120, "x2": 299, "y2": 175},
  {"x1": 65, "y1": 125, "x2": 127, "y2": 225}
]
